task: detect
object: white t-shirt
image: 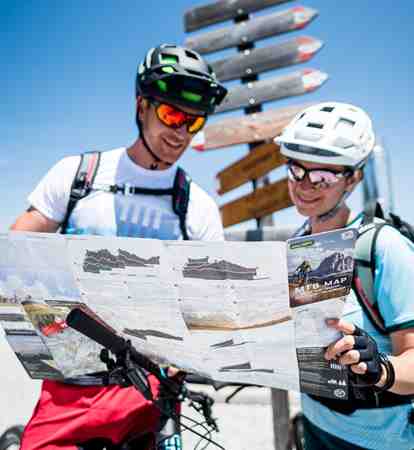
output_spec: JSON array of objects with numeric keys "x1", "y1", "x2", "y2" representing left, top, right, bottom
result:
[{"x1": 28, "y1": 147, "x2": 224, "y2": 241}]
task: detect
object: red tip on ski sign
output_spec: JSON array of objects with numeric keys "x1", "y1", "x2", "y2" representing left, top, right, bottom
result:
[
  {"x1": 292, "y1": 6, "x2": 318, "y2": 30},
  {"x1": 191, "y1": 131, "x2": 206, "y2": 152},
  {"x1": 297, "y1": 36, "x2": 324, "y2": 62},
  {"x1": 303, "y1": 69, "x2": 329, "y2": 91}
]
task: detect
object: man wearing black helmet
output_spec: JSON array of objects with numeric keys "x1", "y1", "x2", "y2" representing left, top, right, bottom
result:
[
  {"x1": 135, "y1": 45, "x2": 226, "y2": 172},
  {"x1": 11, "y1": 44, "x2": 227, "y2": 450},
  {"x1": 12, "y1": 44, "x2": 227, "y2": 240}
]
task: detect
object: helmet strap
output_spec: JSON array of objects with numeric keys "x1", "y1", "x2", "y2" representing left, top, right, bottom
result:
[
  {"x1": 315, "y1": 190, "x2": 351, "y2": 223},
  {"x1": 136, "y1": 107, "x2": 172, "y2": 171},
  {"x1": 294, "y1": 189, "x2": 352, "y2": 237},
  {"x1": 313, "y1": 168, "x2": 357, "y2": 223}
]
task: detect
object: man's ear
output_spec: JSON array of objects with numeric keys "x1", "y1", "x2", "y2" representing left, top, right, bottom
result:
[
  {"x1": 136, "y1": 96, "x2": 149, "y2": 120},
  {"x1": 345, "y1": 169, "x2": 363, "y2": 192}
]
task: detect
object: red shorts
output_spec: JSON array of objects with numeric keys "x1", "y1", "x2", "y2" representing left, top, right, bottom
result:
[{"x1": 20, "y1": 376, "x2": 163, "y2": 450}]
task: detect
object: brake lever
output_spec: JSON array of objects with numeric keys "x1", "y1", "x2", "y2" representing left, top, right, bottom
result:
[{"x1": 187, "y1": 390, "x2": 219, "y2": 432}]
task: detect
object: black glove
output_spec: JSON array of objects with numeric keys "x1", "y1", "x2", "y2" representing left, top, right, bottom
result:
[{"x1": 349, "y1": 326, "x2": 383, "y2": 387}]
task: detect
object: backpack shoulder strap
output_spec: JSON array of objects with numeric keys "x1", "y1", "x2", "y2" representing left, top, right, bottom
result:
[
  {"x1": 60, "y1": 151, "x2": 101, "y2": 234},
  {"x1": 362, "y1": 201, "x2": 385, "y2": 226},
  {"x1": 353, "y1": 219, "x2": 388, "y2": 333},
  {"x1": 172, "y1": 167, "x2": 191, "y2": 240}
]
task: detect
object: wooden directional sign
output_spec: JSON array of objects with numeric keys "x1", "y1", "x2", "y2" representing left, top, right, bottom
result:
[
  {"x1": 184, "y1": 2, "x2": 326, "y2": 443},
  {"x1": 211, "y1": 36, "x2": 323, "y2": 82},
  {"x1": 220, "y1": 178, "x2": 293, "y2": 227},
  {"x1": 184, "y1": 0, "x2": 292, "y2": 32},
  {"x1": 192, "y1": 103, "x2": 308, "y2": 151},
  {"x1": 185, "y1": 7, "x2": 318, "y2": 55},
  {"x1": 216, "y1": 143, "x2": 287, "y2": 194},
  {"x1": 216, "y1": 68, "x2": 328, "y2": 113}
]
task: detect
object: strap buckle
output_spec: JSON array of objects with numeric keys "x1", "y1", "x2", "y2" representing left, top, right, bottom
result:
[{"x1": 123, "y1": 183, "x2": 134, "y2": 196}]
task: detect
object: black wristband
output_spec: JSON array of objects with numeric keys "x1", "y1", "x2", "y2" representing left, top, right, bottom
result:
[{"x1": 374, "y1": 353, "x2": 396, "y2": 393}]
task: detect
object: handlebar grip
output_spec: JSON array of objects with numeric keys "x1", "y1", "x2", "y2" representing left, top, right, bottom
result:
[
  {"x1": 66, "y1": 308, "x2": 163, "y2": 378},
  {"x1": 66, "y1": 308, "x2": 126, "y2": 353}
]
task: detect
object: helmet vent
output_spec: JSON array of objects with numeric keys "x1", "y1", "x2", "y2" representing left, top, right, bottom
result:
[
  {"x1": 335, "y1": 118, "x2": 355, "y2": 134},
  {"x1": 307, "y1": 122, "x2": 323, "y2": 129},
  {"x1": 284, "y1": 143, "x2": 338, "y2": 157},
  {"x1": 185, "y1": 50, "x2": 199, "y2": 60},
  {"x1": 321, "y1": 106, "x2": 334, "y2": 112},
  {"x1": 161, "y1": 53, "x2": 178, "y2": 64}
]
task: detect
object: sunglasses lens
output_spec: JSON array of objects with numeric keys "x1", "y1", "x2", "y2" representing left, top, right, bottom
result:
[
  {"x1": 188, "y1": 116, "x2": 206, "y2": 134},
  {"x1": 288, "y1": 163, "x2": 306, "y2": 182},
  {"x1": 308, "y1": 170, "x2": 340, "y2": 185},
  {"x1": 156, "y1": 104, "x2": 186, "y2": 128},
  {"x1": 155, "y1": 102, "x2": 205, "y2": 134},
  {"x1": 287, "y1": 161, "x2": 344, "y2": 188}
]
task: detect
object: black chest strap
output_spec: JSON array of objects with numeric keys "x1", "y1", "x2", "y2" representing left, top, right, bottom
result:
[{"x1": 61, "y1": 152, "x2": 191, "y2": 240}]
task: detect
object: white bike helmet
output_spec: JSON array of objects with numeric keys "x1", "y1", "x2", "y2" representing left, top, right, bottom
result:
[{"x1": 275, "y1": 102, "x2": 375, "y2": 168}]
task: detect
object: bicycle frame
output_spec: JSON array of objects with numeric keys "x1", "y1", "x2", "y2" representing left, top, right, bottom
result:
[{"x1": 66, "y1": 308, "x2": 223, "y2": 450}]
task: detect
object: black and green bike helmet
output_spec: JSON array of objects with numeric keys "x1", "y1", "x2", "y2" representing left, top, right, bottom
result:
[{"x1": 136, "y1": 44, "x2": 227, "y2": 114}]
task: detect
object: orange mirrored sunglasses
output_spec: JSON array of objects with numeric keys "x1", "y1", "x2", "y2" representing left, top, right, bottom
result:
[{"x1": 150, "y1": 99, "x2": 206, "y2": 134}]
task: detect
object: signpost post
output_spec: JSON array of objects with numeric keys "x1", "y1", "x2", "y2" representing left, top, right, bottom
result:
[
  {"x1": 183, "y1": 1, "x2": 328, "y2": 447},
  {"x1": 363, "y1": 140, "x2": 394, "y2": 218}
]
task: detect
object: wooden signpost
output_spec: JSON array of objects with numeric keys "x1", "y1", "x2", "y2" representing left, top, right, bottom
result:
[
  {"x1": 216, "y1": 68, "x2": 327, "y2": 113},
  {"x1": 184, "y1": 0, "x2": 292, "y2": 32},
  {"x1": 216, "y1": 143, "x2": 286, "y2": 195},
  {"x1": 210, "y1": 36, "x2": 323, "y2": 82},
  {"x1": 185, "y1": 6, "x2": 318, "y2": 54},
  {"x1": 184, "y1": 1, "x2": 328, "y2": 447},
  {"x1": 191, "y1": 103, "x2": 308, "y2": 151},
  {"x1": 220, "y1": 178, "x2": 293, "y2": 227}
]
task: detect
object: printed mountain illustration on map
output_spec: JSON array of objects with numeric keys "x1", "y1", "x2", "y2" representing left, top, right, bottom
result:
[
  {"x1": 308, "y1": 252, "x2": 353, "y2": 278},
  {"x1": 83, "y1": 249, "x2": 160, "y2": 274},
  {"x1": 291, "y1": 252, "x2": 352, "y2": 281},
  {"x1": 182, "y1": 257, "x2": 258, "y2": 280}
]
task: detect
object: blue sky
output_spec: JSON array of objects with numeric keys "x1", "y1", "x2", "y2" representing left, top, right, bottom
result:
[{"x1": 2, "y1": 1, "x2": 413, "y2": 232}]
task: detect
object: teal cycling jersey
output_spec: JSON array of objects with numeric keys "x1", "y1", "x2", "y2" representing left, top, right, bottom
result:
[{"x1": 302, "y1": 214, "x2": 414, "y2": 450}]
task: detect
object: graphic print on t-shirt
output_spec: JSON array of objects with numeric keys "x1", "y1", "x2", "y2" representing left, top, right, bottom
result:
[
  {"x1": 65, "y1": 193, "x2": 182, "y2": 239},
  {"x1": 115, "y1": 195, "x2": 181, "y2": 239}
]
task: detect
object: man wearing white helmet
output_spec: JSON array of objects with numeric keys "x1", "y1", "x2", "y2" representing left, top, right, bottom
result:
[{"x1": 276, "y1": 102, "x2": 414, "y2": 450}]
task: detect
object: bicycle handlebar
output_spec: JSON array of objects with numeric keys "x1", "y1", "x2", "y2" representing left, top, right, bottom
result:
[
  {"x1": 66, "y1": 308, "x2": 223, "y2": 449},
  {"x1": 66, "y1": 308, "x2": 181, "y2": 394}
]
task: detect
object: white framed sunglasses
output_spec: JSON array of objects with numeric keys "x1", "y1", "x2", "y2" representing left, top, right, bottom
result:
[{"x1": 287, "y1": 160, "x2": 353, "y2": 188}]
